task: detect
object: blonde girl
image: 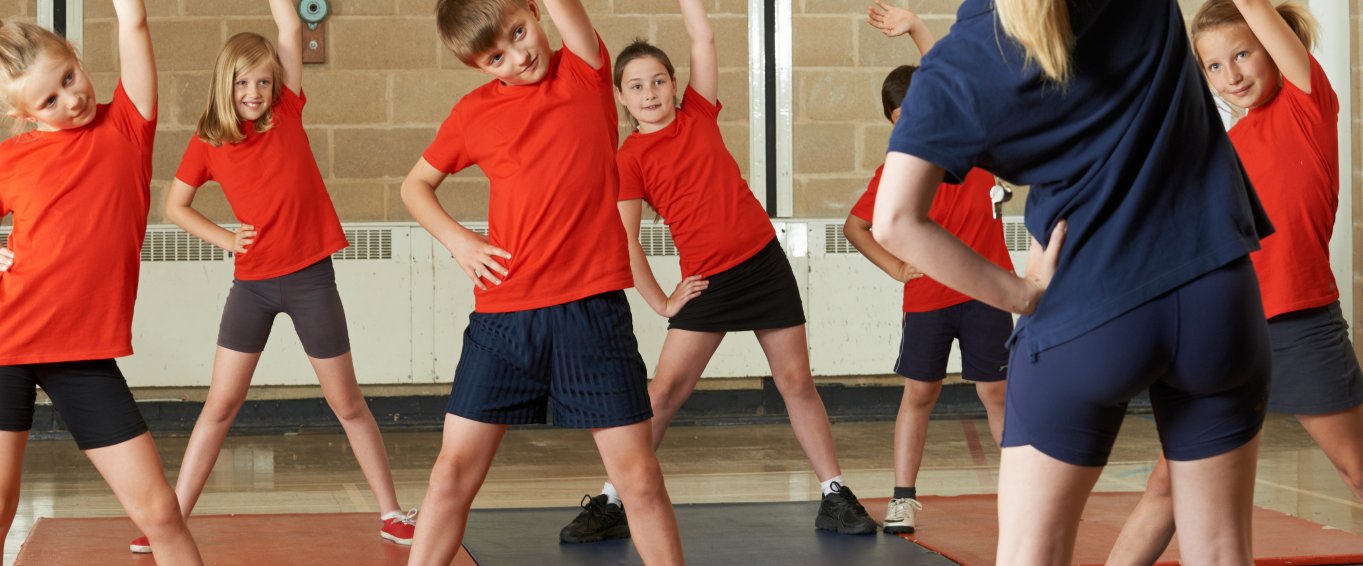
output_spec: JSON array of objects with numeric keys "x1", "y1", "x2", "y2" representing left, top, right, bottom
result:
[
  {"x1": 128, "y1": 0, "x2": 415, "y2": 553},
  {"x1": 1108, "y1": 2, "x2": 1356, "y2": 564},
  {"x1": 0, "y1": 2, "x2": 203, "y2": 563}
]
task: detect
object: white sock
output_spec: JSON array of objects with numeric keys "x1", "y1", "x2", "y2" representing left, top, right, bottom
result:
[
  {"x1": 382, "y1": 510, "x2": 403, "y2": 521},
  {"x1": 602, "y1": 481, "x2": 622, "y2": 506},
  {"x1": 820, "y1": 475, "x2": 845, "y2": 497}
]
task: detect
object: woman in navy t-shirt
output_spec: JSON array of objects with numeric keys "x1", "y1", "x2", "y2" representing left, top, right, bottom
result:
[{"x1": 871, "y1": 0, "x2": 1273, "y2": 563}]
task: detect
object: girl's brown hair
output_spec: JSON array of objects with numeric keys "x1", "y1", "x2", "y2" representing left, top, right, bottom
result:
[
  {"x1": 0, "y1": 20, "x2": 80, "y2": 119},
  {"x1": 197, "y1": 33, "x2": 283, "y2": 146},
  {"x1": 995, "y1": 0, "x2": 1074, "y2": 84},
  {"x1": 1191, "y1": 0, "x2": 1317, "y2": 61}
]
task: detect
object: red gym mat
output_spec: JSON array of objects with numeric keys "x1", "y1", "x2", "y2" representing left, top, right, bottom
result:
[
  {"x1": 862, "y1": 493, "x2": 1363, "y2": 565},
  {"x1": 15, "y1": 513, "x2": 477, "y2": 566}
]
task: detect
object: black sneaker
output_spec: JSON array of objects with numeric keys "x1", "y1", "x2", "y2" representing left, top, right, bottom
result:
[
  {"x1": 815, "y1": 482, "x2": 879, "y2": 535},
  {"x1": 559, "y1": 494, "x2": 631, "y2": 543}
]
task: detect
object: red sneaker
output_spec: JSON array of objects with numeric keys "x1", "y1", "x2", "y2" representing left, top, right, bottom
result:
[
  {"x1": 129, "y1": 535, "x2": 152, "y2": 554},
  {"x1": 381, "y1": 509, "x2": 418, "y2": 545}
]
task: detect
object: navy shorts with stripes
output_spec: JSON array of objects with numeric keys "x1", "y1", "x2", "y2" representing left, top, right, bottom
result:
[
  {"x1": 445, "y1": 291, "x2": 652, "y2": 429},
  {"x1": 1002, "y1": 257, "x2": 1270, "y2": 467}
]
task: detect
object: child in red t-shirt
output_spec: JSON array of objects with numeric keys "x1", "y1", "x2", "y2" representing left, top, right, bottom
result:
[
  {"x1": 843, "y1": 2, "x2": 1013, "y2": 535},
  {"x1": 128, "y1": 0, "x2": 415, "y2": 553},
  {"x1": 399, "y1": 1, "x2": 682, "y2": 564},
  {"x1": 1108, "y1": 2, "x2": 1360, "y2": 564},
  {"x1": 578, "y1": 0, "x2": 878, "y2": 540},
  {"x1": 0, "y1": 3, "x2": 204, "y2": 563}
]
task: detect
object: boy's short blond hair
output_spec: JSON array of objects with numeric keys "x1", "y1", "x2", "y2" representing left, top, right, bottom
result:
[{"x1": 436, "y1": 0, "x2": 531, "y2": 65}]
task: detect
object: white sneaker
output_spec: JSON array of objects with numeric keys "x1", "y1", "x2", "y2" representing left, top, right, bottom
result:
[{"x1": 883, "y1": 497, "x2": 923, "y2": 534}]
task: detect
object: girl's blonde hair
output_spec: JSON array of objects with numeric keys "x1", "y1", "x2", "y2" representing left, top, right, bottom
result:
[
  {"x1": 995, "y1": 0, "x2": 1073, "y2": 84},
  {"x1": 0, "y1": 20, "x2": 80, "y2": 117},
  {"x1": 1191, "y1": 0, "x2": 1317, "y2": 61},
  {"x1": 197, "y1": 33, "x2": 283, "y2": 146}
]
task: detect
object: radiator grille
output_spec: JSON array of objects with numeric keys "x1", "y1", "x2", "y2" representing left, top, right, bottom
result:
[
  {"x1": 141, "y1": 231, "x2": 228, "y2": 262},
  {"x1": 824, "y1": 224, "x2": 856, "y2": 254},
  {"x1": 1003, "y1": 219, "x2": 1030, "y2": 252},
  {"x1": 638, "y1": 224, "x2": 678, "y2": 256},
  {"x1": 333, "y1": 228, "x2": 393, "y2": 261}
]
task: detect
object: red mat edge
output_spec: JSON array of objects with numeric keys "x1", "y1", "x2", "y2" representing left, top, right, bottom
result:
[{"x1": 868, "y1": 494, "x2": 1363, "y2": 566}]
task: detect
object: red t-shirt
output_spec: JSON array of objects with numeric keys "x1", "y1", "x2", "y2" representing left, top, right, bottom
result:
[
  {"x1": 0, "y1": 84, "x2": 155, "y2": 364},
  {"x1": 617, "y1": 86, "x2": 774, "y2": 277},
  {"x1": 176, "y1": 87, "x2": 347, "y2": 280},
  {"x1": 851, "y1": 166, "x2": 1012, "y2": 313},
  {"x1": 1230, "y1": 56, "x2": 1339, "y2": 319},
  {"x1": 423, "y1": 36, "x2": 631, "y2": 313}
]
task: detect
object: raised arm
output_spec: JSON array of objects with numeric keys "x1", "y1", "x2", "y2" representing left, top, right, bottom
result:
[
  {"x1": 680, "y1": 0, "x2": 717, "y2": 104},
  {"x1": 269, "y1": 0, "x2": 303, "y2": 93},
  {"x1": 112, "y1": 0, "x2": 155, "y2": 119},
  {"x1": 1232, "y1": 0, "x2": 1311, "y2": 92},
  {"x1": 542, "y1": 0, "x2": 601, "y2": 69},
  {"x1": 619, "y1": 199, "x2": 707, "y2": 317},
  {"x1": 867, "y1": 1, "x2": 935, "y2": 56},
  {"x1": 872, "y1": 152, "x2": 1062, "y2": 315},
  {"x1": 401, "y1": 158, "x2": 512, "y2": 291}
]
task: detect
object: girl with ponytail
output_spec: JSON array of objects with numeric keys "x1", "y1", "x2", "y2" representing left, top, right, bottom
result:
[{"x1": 1109, "y1": 2, "x2": 1355, "y2": 564}]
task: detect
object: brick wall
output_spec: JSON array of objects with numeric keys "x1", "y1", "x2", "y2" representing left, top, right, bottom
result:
[{"x1": 23, "y1": 0, "x2": 748, "y2": 224}]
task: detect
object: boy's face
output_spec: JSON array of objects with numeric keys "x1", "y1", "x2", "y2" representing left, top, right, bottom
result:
[
  {"x1": 470, "y1": 1, "x2": 553, "y2": 86},
  {"x1": 10, "y1": 49, "x2": 96, "y2": 132}
]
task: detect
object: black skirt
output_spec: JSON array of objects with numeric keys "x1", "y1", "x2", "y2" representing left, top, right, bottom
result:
[{"x1": 668, "y1": 238, "x2": 807, "y2": 332}]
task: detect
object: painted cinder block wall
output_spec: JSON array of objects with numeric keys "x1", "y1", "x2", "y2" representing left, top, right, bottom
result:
[{"x1": 3, "y1": 0, "x2": 1362, "y2": 359}]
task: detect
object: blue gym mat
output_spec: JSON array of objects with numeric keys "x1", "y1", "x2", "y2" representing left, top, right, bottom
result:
[{"x1": 463, "y1": 501, "x2": 957, "y2": 565}]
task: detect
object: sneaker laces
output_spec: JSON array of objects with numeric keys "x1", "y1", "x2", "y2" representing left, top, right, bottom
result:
[
  {"x1": 828, "y1": 482, "x2": 870, "y2": 515},
  {"x1": 394, "y1": 508, "x2": 418, "y2": 526},
  {"x1": 887, "y1": 498, "x2": 923, "y2": 520}
]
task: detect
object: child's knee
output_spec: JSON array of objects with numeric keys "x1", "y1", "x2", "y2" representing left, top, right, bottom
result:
[
  {"x1": 772, "y1": 370, "x2": 817, "y2": 399},
  {"x1": 130, "y1": 489, "x2": 186, "y2": 536},
  {"x1": 976, "y1": 381, "x2": 1006, "y2": 406},
  {"x1": 327, "y1": 394, "x2": 369, "y2": 422},
  {"x1": 901, "y1": 380, "x2": 943, "y2": 412}
]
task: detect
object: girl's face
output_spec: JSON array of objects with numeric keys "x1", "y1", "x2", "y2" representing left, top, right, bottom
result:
[
  {"x1": 615, "y1": 56, "x2": 677, "y2": 134},
  {"x1": 233, "y1": 63, "x2": 275, "y2": 122},
  {"x1": 1197, "y1": 23, "x2": 1281, "y2": 110},
  {"x1": 11, "y1": 49, "x2": 95, "y2": 132}
]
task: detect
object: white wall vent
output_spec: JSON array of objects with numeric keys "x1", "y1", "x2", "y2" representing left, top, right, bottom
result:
[
  {"x1": 1003, "y1": 218, "x2": 1030, "y2": 252},
  {"x1": 142, "y1": 230, "x2": 227, "y2": 262},
  {"x1": 333, "y1": 228, "x2": 393, "y2": 261},
  {"x1": 638, "y1": 223, "x2": 679, "y2": 256},
  {"x1": 824, "y1": 223, "x2": 857, "y2": 254}
]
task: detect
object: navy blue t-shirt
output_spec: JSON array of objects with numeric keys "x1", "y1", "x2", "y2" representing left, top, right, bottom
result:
[{"x1": 889, "y1": 0, "x2": 1272, "y2": 356}]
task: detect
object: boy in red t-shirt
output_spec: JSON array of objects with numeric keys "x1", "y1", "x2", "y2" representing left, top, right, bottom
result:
[
  {"x1": 843, "y1": 2, "x2": 1013, "y2": 535},
  {"x1": 399, "y1": 1, "x2": 682, "y2": 564}
]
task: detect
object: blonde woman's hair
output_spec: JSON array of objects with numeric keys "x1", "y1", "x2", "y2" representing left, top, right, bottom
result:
[
  {"x1": 995, "y1": 0, "x2": 1074, "y2": 84},
  {"x1": 1191, "y1": 0, "x2": 1317, "y2": 60},
  {"x1": 0, "y1": 20, "x2": 80, "y2": 118},
  {"x1": 197, "y1": 33, "x2": 283, "y2": 146}
]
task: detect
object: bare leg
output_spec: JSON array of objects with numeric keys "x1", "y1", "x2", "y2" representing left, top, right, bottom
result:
[
  {"x1": 647, "y1": 329, "x2": 725, "y2": 450},
  {"x1": 87, "y1": 433, "x2": 203, "y2": 565},
  {"x1": 996, "y1": 445, "x2": 1103, "y2": 565},
  {"x1": 1297, "y1": 405, "x2": 1363, "y2": 500},
  {"x1": 173, "y1": 347, "x2": 260, "y2": 518},
  {"x1": 0, "y1": 430, "x2": 27, "y2": 558},
  {"x1": 406, "y1": 414, "x2": 505, "y2": 566},
  {"x1": 311, "y1": 352, "x2": 401, "y2": 514},
  {"x1": 755, "y1": 325, "x2": 841, "y2": 481},
  {"x1": 975, "y1": 381, "x2": 1006, "y2": 446},
  {"x1": 1106, "y1": 456, "x2": 1174, "y2": 566},
  {"x1": 894, "y1": 379, "x2": 942, "y2": 488},
  {"x1": 1166, "y1": 435, "x2": 1259, "y2": 565},
  {"x1": 593, "y1": 421, "x2": 684, "y2": 566}
]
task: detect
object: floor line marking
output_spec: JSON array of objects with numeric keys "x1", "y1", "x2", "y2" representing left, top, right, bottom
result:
[
  {"x1": 1255, "y1": 478, "x2": 1363, "y2": 510},
  {"x1": 343, "y1": 483, "x2": 368, "y2": 511}
]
